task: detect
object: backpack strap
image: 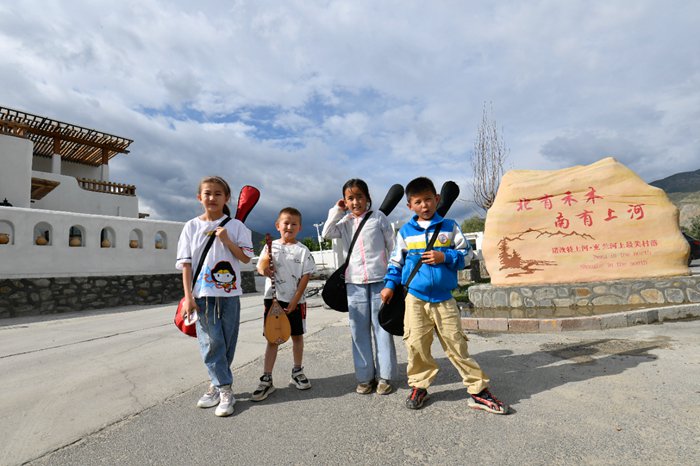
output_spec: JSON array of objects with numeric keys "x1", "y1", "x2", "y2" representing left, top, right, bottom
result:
[
  {"x1": 341, "y1": 211, "x2": 373, "y2": 270},
  {"x1": 191, "y1": 216, "x2": 232, "y2": 290},
  {"x1": 403, "y1": 221, "x2": 443, "y2": 292}
]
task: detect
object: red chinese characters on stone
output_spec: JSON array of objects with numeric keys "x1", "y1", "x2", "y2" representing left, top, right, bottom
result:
[
  {"x1": 514, "y1": 187, "x2": 649, "y2": 225},
  {"x1": 554, "y1": 212, "x2": 570, "y2": 229},
  {"x1": 585, "y1": 187, "x2": 604, "y2": 204},
  {"x1": 627, "y1": 204, "x2": 645, "y2": 220},
  {"x1": 561, "y1": 191, "x2": 577, "y2": 206},
  {"x1": 517, "y1": 198, "x2": 532, "y2": 211},
  {"x1": 539, "y1": 194, "x2": 553, "y2": 210},
  {"x1": 551, "y1": 239, "x2": 659, "y2": 255},
  {"x1": 604, "y1": 208, "x2": 618, "y2": 221},
  {"x1": 576, "y1": 209, "x2": 594, "y2": 227}
]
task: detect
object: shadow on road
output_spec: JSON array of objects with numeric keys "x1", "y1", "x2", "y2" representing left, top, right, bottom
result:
[
  {"x1": 426, "y1": 337, "x2": 668, "y2": 407},
  {"x1": 230, "y1": 335, "x2": 668, "y2": 414}
]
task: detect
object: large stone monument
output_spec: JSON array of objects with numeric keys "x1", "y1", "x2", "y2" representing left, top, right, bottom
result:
[
  {"x1": 469, "y1": 158, "x2": 700, "y2": 317},
  {"x1": 482, "y1": 157, "x2": 689, "y2": 286}
]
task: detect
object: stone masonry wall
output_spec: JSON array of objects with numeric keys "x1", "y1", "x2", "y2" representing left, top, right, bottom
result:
[
  {"x1": 469, "y1": 276, "x2": 700, "y2": 311},
  {"x1": 0, "y1": 271, "x2": 256, "y2": 319}
]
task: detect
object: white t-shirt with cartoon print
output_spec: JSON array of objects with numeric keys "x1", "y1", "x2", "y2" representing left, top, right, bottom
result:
[
  {"x1": 176, "y1": 216, "x2": 254, "y2": 298},
  {"x1": 260, "y1": 239, "x2": 316, "y2": 303}
]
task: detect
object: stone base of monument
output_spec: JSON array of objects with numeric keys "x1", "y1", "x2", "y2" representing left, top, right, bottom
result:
[
  {"x1": 462, "y1": 276, "x2": 700, "y2": 332},
  {"x1": 461, "y1": 276, "x2": 700, "y2": 332},
  {"x1": 469, "y1": 276, "x2": 700, "y2": 311}
]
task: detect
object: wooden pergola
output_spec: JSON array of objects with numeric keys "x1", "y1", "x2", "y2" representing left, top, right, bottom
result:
[{"x1": 0, "y1": 105, "x2": 133, "y2": 166}]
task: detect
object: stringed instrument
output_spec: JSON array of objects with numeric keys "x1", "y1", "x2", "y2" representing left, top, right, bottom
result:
[{"x1": 263, "y1": 233, "x2": 292, "y2": 345}]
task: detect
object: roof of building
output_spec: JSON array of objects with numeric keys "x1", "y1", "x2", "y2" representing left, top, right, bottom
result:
[{"x1": 0, "y1": 106, "x2": 133, "y2": 167}]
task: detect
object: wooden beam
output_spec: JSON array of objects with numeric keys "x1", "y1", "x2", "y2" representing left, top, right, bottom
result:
[
  {"x1": 53, "y1": 137, "x2": 61, "y2": 155},
  {"x1": 0, "y1": 120, "x2": 130, "y2": 154}
]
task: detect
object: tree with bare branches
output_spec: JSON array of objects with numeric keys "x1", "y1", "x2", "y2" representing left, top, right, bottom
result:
[{"x1": 471, "y1": 102, "x2": 508, "y2": 211}]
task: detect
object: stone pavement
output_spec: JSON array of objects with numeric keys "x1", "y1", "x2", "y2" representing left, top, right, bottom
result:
[
  {"x1": 462, "y1": 302, "x2": 700, "y2": 333},
  {"x1": 2, "y1": 289, "x2": 697, "y2": 465}
]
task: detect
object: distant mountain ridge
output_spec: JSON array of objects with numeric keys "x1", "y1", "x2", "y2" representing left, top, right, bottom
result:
[
  {"x1": 251, "y1": 230, "x2": 265, "y2": 255},
  {"x1": 650, "y1": 168, "x2": 700, "y2": 193},
  {"x1": 650, "y1": 168, "x2": 700, "y2": 228}
]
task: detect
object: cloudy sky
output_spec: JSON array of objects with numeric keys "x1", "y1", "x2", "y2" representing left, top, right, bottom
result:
[{"x1": 1, "y1": 1, "x2": 698, "y2": 238}]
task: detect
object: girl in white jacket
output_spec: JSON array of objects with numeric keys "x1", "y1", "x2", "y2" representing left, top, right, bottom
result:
[{"x1": 322, "y1": 179, "x2": 398, "y2": 395}]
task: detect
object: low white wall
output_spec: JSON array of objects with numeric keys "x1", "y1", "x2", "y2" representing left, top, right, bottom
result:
[
  {"x1": 0, "y1": 134, "x2": 32, "y2": 208},
  {"x1": 311, "y1": 249, "x2": 339, "y2": 274},
  {"x1": 30, "y1": 171, "x2": 139, "y2": 218},
  {"x1": 0, "y1": 207, "x2": 184, "y2": 278}
]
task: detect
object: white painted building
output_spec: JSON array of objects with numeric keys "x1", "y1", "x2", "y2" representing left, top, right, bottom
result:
[{"x1": 0, "y1": 106, "x2": 182, "y2": 278}]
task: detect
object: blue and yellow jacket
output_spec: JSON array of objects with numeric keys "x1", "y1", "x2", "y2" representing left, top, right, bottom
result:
[{"x1": 384, "y1": 213, "x2": 473, "y2": 303}]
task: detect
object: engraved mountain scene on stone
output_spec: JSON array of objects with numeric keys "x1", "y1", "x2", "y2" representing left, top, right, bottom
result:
[{"x1": 498, "y1": 228, "x2": 594, "y2": 278}]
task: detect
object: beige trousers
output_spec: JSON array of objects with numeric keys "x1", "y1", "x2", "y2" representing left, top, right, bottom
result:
[{"x1": 404, "y1": 294, "x2": 489, "y2": 394}]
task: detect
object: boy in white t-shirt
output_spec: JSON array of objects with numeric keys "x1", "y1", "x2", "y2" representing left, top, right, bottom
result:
[{"x1": 251, "y1": 207, "x2": 316, "y2": 402}]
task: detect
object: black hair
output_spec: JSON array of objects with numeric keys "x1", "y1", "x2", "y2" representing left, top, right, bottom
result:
[
  {"x1": 278, "y1": 207, "x2": 303, "y2": 224},
  {"x1": 342, "y1": 178, "x2": 372, "y2": 209},
  {"x1": 405, "y1": 177, "x2": 437, "y2": 199},
  {"x1": 198, "y1": 176, "x2": 232, "y2": 216}
]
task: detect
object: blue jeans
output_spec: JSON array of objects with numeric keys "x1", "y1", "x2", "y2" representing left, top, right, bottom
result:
[
  {"x1": 195, "y1": 296, "x2": 241, "y2": 387},
  {"x1": 346, "y1": 282, "x2": 397, "y2": 383}
]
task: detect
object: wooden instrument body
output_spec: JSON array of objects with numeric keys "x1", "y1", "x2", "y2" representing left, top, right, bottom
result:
[
  {"x1": 264, "y1": 299, "x2": 291, "y2": 344},
  {"x1": 263, "y1": 234, "x2": 291, "y2": 345}
]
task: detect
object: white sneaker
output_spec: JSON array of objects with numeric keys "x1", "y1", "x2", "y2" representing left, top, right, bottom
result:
[
  {"x1": 290, "y1": 367, "x2": 311, "y2": 390},
  {"x1": 197, "y1": 384, "x2": 220, "y2": 408},
  {"x1": 215, "y1": 387, "x2": 235, "y2": 417},
  {"x1": 251, "y1": 374, "x2": 275, "y2": 402}
]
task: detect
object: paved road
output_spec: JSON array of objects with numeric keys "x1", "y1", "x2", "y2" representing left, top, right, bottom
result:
[
  {"x1": 2, "y1": 284, "x2": 699, "y2": 465},
  {"x1": 0, "y1": 280, "x2": 342, "y2": 465}
]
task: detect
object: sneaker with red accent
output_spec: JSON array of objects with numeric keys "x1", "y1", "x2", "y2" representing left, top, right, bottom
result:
[
  {"x1": 468, "y1": 389, "x2": 509, "y2": 414},
  {"x1": 405, "y1": 387, "x2": 428, "y2": 410}
]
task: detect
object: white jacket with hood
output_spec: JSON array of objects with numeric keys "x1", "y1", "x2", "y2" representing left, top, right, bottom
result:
[{"x1": 322, "y1": 207, "x2": 395, "y2": 285}]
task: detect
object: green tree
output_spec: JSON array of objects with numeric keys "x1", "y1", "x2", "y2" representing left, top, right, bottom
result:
[
  {"x1": 461, "y1": 215, "x2": 485, "y2": 233},
  {"x1": 300, "y1": 237, "x2": 319, "y2": 251}
]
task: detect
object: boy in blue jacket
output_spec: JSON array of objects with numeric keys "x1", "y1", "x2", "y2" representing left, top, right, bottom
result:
[{"x1": 381, "y1": 177, "x2": 509, "y2": 414}]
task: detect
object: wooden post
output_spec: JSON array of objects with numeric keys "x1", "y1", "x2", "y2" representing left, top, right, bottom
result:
[{"x1": 101, "y1": 148, "x2": 109, "y2": 181}]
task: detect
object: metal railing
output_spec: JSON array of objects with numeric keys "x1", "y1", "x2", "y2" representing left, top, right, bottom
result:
[{"x1": 77, "y1": 178, "x2": 136, "y2": 196}]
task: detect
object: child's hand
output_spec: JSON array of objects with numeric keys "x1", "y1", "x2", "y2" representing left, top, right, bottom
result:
[
  {"x1": 182, "y1": 297, "x2": 198, "y2": 318},
  {"x1": 421, "y1": 250, "x2": 445, "y2": 265},
  {"x1": 260, "y1": 267, "x2": 273, "y2": 278},
  {"x1": 380, "y1": 287, "x2": 394, "y2": 304},
  {"x1": 215, "y1": 226, "x2": 231, "y2": 244},
  {"x1": 285, "y1": 299, "x2": 298, "y2": 314},
  {"x1": 336, "y1": 199, "x2": 346, "y2": 210}
]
